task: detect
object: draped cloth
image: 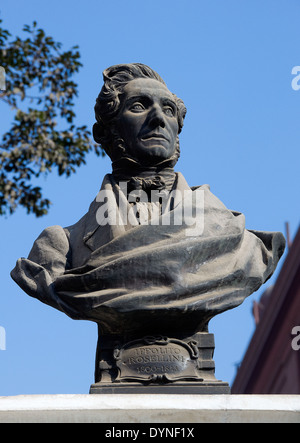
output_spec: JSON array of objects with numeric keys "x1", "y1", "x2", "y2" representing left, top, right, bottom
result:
[{"x1": 11, "y1": 173, "x2": 285, "y2": 335}]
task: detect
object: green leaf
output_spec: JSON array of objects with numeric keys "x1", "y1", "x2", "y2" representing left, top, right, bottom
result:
[{"x1": 0, "y1": 13, "x2": 105, "y2": 217}]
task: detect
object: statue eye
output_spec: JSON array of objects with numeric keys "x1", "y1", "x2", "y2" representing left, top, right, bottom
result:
[
  {"x1": 164, "y1": 106, "x2": 175, "y2": 116},
  {"x1": 130, "y1": 103, "x2": 145, "y2": 112}
]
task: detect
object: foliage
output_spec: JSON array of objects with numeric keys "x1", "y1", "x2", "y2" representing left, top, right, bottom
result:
[{"x1": 0, "y1": 18, "x2": 103, "y2": 217}]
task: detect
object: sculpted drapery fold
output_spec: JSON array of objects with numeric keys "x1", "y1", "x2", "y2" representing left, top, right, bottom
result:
[{"x1": 11, "y1": 172, "x2": 285, "y2": 334}]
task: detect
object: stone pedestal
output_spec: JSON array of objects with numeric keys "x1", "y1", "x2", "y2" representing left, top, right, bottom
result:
[
  {"x1": 90, "y1": 331, "x2": 230, "y2": 394},
  {"x1": 0, "y1": 395, "x2": 299, "y2": 423}
]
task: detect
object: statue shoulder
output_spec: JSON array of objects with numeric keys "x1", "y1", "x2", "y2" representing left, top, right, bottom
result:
[
  {"x1": 28, "y1": 225, "x2": 70, "y2": 262},
  {"x1": 190, "y1": 183, "x2": 211, "y2": 191}
]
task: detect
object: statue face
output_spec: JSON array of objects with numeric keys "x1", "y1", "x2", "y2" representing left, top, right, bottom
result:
[{"x1": 115, "y1": 78, "x2": 179, "y2": 164}]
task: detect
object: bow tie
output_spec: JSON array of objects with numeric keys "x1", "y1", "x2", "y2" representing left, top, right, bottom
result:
[{"x1": 127, "y1": 176, "x2": 167, "y2": 198}]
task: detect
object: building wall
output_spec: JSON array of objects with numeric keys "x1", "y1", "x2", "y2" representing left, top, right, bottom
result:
[{"x1": 232, "y1": 226, "x2": 300, "y2": 394}]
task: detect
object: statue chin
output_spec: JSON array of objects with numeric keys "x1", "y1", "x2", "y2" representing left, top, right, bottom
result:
[{"x1": 110, "y1": 136, "x2": 180, "y2": 170}]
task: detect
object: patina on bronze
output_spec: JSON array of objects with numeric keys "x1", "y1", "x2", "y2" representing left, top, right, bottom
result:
[
  {"x1": 89, "y1": 332, "x2": 230, "y2": 394},
  {"x1": 11, "y1": 64, "x2": 285, "y2": 394}
]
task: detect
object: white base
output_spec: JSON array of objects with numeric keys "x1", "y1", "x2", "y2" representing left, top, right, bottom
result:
[{"x1": 0, "y1": 394, "x2": 299, "y2": 423}]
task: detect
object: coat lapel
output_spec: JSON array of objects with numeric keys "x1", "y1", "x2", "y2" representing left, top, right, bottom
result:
[
  {"x1": 82, "y1": 174, "x2": 132, "y2": 251},
  {"x1": 82, "y1": 172, "x2": 192, "y2": 251}
]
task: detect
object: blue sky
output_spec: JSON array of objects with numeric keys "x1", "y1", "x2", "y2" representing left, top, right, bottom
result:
[{"x1": 0, "y1": 0, "x2": 299, "y2": 395}]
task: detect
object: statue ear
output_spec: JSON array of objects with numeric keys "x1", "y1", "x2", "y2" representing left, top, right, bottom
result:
[
  {"x1": 93, "y1": 122, "x2": 105, "y2": 144},
  {"x1": 93, "y1": 122, "x2": 116, "y2": 159}
]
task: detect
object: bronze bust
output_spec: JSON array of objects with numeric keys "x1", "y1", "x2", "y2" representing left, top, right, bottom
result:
[{"x1": 11, "y1": 64, "x2": 285, "y2": 393}]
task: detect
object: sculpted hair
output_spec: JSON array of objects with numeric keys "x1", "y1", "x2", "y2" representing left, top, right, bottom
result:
[{"x1": 93, "y1": 63, "x2": 187, "y2": 160}]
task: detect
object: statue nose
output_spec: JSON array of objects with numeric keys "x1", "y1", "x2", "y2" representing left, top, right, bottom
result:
[{"x1": 148, "y1": 105, "x2": 165, "y2": 128}]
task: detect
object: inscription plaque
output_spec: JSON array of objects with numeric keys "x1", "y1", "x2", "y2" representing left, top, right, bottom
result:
[{"x1": 113, "y1": 336, "x2": 203, "y2": 383}]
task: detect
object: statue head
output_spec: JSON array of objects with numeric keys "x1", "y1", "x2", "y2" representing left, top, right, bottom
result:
[{"x1": 93, "y1": 63, "x2": 187, "y2": 167}]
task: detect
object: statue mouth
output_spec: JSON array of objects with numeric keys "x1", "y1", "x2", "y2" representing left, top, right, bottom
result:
[{"x1": 141, "y1": 132, "x2": 169, "y2": 142}]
